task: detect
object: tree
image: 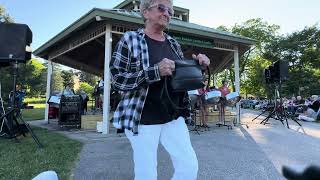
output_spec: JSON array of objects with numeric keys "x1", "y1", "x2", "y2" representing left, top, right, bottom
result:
[
  {"x1": 263, "y1": 25, "x2": 320, "y2": 97},
  {"x1": 0, "y1": 59, "x2": 46, "y2": 98},
  {"x1": 78, "y1": 82, "x2": 94, "y2": 98},
  {"x1": 0, "y1": 5, "x2": 14, "y2": 23},
  {"x1": 217, "y1": 18, "x2": 280, "y2": 97},
  {"x1": 51, "y1": 64, "x2": 64, "y2": 92},
  {"x1": 61, "y1": 70, "x2": 75, "y2": 88},
  {"x1": 79, "y1": 71, "x2": 99, "y2": 87},
  {"x1": 17, "y1": 59, "x2": 46, "y2": 96}
]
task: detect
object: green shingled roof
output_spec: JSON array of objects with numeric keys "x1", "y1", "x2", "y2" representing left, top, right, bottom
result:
[{"x1": 34, "y1": 8, "x2": 254, "y2": 56}]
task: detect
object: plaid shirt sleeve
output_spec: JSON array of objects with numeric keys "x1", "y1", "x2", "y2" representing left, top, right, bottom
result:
[{"x1": 110, "y1": 34, "x2": 160, "y2": 91}]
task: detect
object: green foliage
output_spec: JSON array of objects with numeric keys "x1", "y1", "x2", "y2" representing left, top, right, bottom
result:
[
  {"x1": 232, "y1": 18, "x2": 280, "y2": 53},
  {"x1": 218, "y1": 18, "x2": 280, "y2": 97},
  {"x1": 51, "y1": 63, "x2": 64, "y2": 92},
  {"x1": 78, "y1": 82, "x2": 94, "y2": 98},
  {"x1": 0, "y1": 127, "x2": 82, "y2": 180},
  {"x1": 241, "y1": 56, "x2": 271, "y2": 98},
  {"x1": 61, "y1": 70, "x2": 75, "y2": 88},
  {"x1": 0, "y1": 59, "x2": 46, "y2": 99},
  {"x1": 218, "y1": 18, "x2": 320, "y2": 98},
  {"x1": 0, "y1": 5, "x2": 14, "y2": 23},
  {"x1": 79, "y1": 71, "x2": 99, "y2": 87},
  {"x1": 263, "y1": 25, "x2": 320, "y2": 97},
  {"x1": 18, "y1": 59, "x2": 47, "y2": 96}
]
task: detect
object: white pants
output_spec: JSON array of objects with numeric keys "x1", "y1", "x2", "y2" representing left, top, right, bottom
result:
[
  {"x1": 32, "y1": 171, "x2": 58, "y2": 180},
  {"x1": 125, "y1": 117, "x2": 198, "y2": 180}
]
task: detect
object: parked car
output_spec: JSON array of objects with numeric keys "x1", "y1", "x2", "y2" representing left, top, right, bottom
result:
[
  {"x1": 240, "y1": 99, "x2": 251, "y2": 108},
  {"x1": 255, "y1": 102, "x2": 267, "y2": 110},
  {"x1": 249, "y1": 100, "x2": 259, "y2": 109}
]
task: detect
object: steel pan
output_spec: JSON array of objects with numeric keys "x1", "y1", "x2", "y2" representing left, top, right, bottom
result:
[
  {"x1": 225, "y1": 92, "x2": 240, "y2": 106},
  {"x1": 205, "y1": 90, "x2": 221, "y2": 104}
]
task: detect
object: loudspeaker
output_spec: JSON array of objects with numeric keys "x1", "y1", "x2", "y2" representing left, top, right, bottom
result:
[
  {"x1": 272, "y1": 60, "x2": 289, "y2": 81},
  {"x1": 0, "y1": 23, "x2": 32, "y2": 63}
]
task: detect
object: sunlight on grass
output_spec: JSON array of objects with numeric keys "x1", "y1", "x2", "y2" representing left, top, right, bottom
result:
[
  {"x1": 0, "y1": 127, "x2": 82, "y2": 180},
  {"x1": 28, "y1": 103, "x2": 46, "y2": 108},
  {"x1": 21, "y1": 108, "x2": 45, "y2": 121}
]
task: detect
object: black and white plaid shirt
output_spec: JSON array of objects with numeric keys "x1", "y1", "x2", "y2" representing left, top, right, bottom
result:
[{"x1": 110, "y1": 28, "x2": 184, "y2": 135}]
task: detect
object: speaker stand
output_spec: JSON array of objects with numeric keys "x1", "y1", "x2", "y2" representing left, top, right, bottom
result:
[{"x1": 0, "y1": 61, "x2": 43, "y2": 148}]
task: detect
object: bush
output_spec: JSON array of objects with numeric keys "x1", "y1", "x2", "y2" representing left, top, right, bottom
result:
[{"x1": 78, "y1": 82, "x2": 94, "y2": 98}]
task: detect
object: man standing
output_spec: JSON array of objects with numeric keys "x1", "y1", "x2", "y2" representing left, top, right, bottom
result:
[{"x1": 110, "y1": 0, "x2": 210, "y2": 179}]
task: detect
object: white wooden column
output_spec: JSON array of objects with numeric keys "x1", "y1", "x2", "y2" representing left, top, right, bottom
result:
[
  {"x1": 213, "y1": 74, "x2": 217, "y2": 88},
  {"x1": 102, "y1": 24, "x2": 112, "y2": 134},
  {"x1": 44, "y1": 60, "x2": 53, "y2": 123},
  {"x1": 233, "y1": 46, "x2": 240, "y2": 124}
]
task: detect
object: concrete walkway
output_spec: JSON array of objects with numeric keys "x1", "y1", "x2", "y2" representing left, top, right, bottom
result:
[
  {"x1": 240, "y1": 109, "x2": 320, "y2": 174},
  {"x1": 29, "y1": 109, "x2": 320, "y2": 180}
]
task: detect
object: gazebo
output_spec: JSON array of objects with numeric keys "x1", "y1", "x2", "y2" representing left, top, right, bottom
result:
[{"x1": 34, "y1": 0, "x2": 255, "y2": 134}]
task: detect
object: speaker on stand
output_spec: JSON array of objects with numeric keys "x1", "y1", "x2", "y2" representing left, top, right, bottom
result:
[{"x1": 0, "y1": 23, "x2": 43, "y2": 148}]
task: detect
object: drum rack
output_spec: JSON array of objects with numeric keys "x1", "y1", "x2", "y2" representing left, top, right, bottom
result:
[{"x1": 216, "y1": 100, "x2": 233, "y2": 130}]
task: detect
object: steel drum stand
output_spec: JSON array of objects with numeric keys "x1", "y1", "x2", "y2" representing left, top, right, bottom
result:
[
  {"x1": 216, "y1": 98, "x2": 232, "y2": 130},
  {"x1": 189, "y1": 109, "x2": 201, "y2": 135}
]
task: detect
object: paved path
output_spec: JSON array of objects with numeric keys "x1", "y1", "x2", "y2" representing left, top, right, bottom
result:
[
  {"x1": 240, "y1": 109, "x2": 320, "y2": 174},
  {"x1": 29, "y1": 109, "x2": 320, "y2": 180}
]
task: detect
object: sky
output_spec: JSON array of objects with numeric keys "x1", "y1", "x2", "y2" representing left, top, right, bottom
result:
[{"x1": 1, "y1": 0, "x2": 320, "y2": 51}]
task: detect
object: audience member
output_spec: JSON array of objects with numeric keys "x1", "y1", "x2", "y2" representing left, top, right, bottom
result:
[{"x1": 298, "y1": 95, "x2": 320, "y2": 121}]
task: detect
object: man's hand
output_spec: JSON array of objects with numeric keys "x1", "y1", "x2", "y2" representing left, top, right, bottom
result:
[
  {"x1": 192, "y1": 53, "x2": 210, "y2": 67},
  {"x1": 158, "y1": 58, "x2": 175, "y2": 76}
]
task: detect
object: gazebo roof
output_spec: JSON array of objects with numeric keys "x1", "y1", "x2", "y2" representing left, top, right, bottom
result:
[{"x1": 34, "y1": 8, "x2": 255, "y2": 75}]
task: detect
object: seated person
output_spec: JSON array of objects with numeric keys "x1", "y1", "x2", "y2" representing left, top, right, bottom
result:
[
  {"x1": 294, "y1": 96, "x2": 305, "y2": 113},
  {"x1": 298, "y1": 95, "x2": 320, "y2": 121},
  {"x1": 287, "y1": 96, "x2": 296, "y2": 114}
]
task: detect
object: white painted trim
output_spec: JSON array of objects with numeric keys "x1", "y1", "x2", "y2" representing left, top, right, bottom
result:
[
  {"x1": 44, "y1": 60, "x2": 53, "y2": 123},
  {"x1": 213, "y1": 47, "x2": 236, "y2": 52},
  {"x1": 102, "y1": 24, "x2": 112, "y2": 134},
  {"x1": 213, "y1": 74, "x2": 217, "y2": 87},
  {"x1": 233, "y1": 46, "x2": 240, "y2": 124}
]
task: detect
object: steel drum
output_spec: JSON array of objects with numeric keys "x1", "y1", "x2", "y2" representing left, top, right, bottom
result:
[
  {"x1": 205, "y1": 90, "x2": 221, "y2": 104},
  {"x1": 225, "y1": 92, "x2": 241, "y2": 106}
]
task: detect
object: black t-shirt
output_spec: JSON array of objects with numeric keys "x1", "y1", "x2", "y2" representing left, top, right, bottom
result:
[{"x1": 140, "y1": 35, "x2": 185, "y2": 125}]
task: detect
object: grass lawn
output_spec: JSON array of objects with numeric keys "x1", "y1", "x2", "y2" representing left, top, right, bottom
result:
[
  {"x1": 21, "y1": 104, "x2": 45, "y2": 121},
  {"x1": 0, "y1": 127, "x2": 82, "y2": 180}
]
